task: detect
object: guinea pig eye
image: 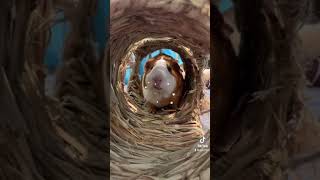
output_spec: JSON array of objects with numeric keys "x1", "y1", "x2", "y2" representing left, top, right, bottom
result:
[
  {"x1": 167, "y1": 65, "x2": 172, "y2": 72},
  {"x1": 145, "y1": 63, "x2": 152, "y2": 70}
]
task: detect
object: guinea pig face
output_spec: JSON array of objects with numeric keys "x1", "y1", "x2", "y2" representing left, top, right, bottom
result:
[{"x1": 143, "y1": 55, "x2": 182, "y2": 106}]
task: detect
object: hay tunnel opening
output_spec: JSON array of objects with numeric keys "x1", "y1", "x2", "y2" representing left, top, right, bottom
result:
[
  {"x1": 121, "y1": 48, "x2": 184, "y2": 94},
  {"x1": 109, "y1": 0, "x2": 211, "y2": 179},
  {"x1": 117, "y1": 43, "x2": 210, "y2": 116}
]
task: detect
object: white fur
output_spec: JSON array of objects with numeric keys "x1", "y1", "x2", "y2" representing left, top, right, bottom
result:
[{"x1": 142, "y1": 58, "x2": 177, "y2": 107}]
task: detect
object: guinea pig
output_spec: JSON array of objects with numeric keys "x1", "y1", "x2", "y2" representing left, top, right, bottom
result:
[{"x1": 142, "y1": 54, "x2": 185, "y2": 113}]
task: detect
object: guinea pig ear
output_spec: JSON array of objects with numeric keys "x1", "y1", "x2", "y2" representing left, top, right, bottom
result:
[
  {"x1": 172, "y1": 61, "x2": 181, "y2": 71},
  {"x1": 171, "y1": 61, "x2": 184, "y2": 77}
]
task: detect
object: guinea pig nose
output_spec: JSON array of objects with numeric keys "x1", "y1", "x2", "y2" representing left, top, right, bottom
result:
[
  {"x1": 152, "y1": 76, "x2": 162, "y2": 88},
  {"x1": 153, "y1": 76, "x2": 161, "y2": 83}
]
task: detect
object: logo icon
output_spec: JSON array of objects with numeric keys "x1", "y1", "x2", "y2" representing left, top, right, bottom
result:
[
  {"x1": 195, "y1": 136, "x2": 209, "y2": 152},
  {"x1": 200, "y1": 136, "x2": 205, "y2": 144}
]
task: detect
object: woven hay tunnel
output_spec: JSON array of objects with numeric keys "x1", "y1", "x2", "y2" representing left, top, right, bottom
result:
[
  {"x1": 108, "y1": 0, "x2": 210, "y2": 179},
  {"x1": 1, "y1": 1, "x2": 110, "y2": 179},
  {"x1": 212, "y1": 0, "x2": 313, "y2": 180}
]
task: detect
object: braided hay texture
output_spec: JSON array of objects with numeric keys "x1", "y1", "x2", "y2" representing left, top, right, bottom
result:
[{"x1": 109, "y1": 0, "x2": 210, "y2": 179}]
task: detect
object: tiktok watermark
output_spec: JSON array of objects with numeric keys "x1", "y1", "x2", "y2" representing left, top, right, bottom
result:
[{"x1": 194, "y1": 136, "x2": 209, "y2": 152}]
